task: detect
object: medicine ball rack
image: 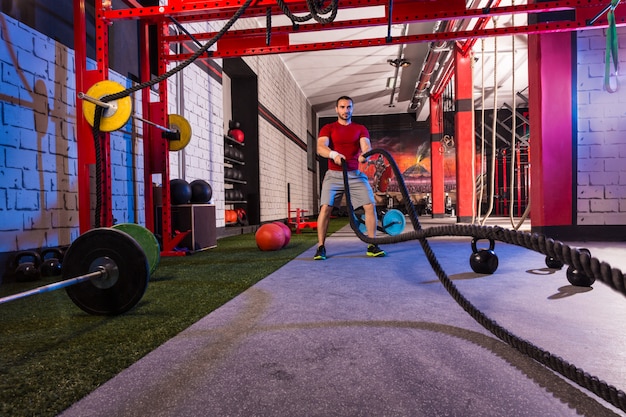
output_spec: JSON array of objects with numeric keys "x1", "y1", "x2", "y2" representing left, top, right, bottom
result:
[
  {"x1": 342, "y1": 149, "x2": 626, "y2": 413},
  {"x1": 224, "y1": 134, "x2": 248, "y2": 226}
]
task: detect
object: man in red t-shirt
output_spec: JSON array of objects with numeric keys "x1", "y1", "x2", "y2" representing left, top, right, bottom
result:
[{"x1": 314, "y1": 96, "x2": 386, "y2": 260}]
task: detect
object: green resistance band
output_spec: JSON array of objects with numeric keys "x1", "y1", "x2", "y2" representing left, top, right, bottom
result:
[{"x1": 605, "y1": 0, "x2": 620, "y2": 93}]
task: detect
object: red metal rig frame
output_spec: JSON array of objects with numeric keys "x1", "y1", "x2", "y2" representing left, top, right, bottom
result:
[{"x1": 73, "y1": 0, "x2": 625, "y2": 254}]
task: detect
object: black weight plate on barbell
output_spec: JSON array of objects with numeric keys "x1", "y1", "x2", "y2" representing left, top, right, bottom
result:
[{"x1": 63, "y1": 228, "x2": 149, "y2": 315}]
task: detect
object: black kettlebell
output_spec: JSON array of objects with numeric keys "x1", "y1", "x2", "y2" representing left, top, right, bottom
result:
[
  {"x1": 566, "y1": 248, "x2": 594, "y2": 287},
  {"x1": 14, "y1": 251, "x2": 42, "y2": 282},
  {"x1": 545, "y1": 256, "x2": 564, "y2": 269},
  {"x1": 469, "y1": 238, "x2": 499, "y2": 274},
  {"x1": 39, "y1": 248, "x2": 64, "y2": 277}
]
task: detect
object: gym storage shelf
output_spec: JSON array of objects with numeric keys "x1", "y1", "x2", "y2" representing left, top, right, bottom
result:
[
  {"x1": 224, "y1": 134, "x2": 243, "y2": 145},
  {"x1": 224, "y1": 156, "x2": 245, "y2": 166},
  {"x1": 224, "y1": 178, "x2": 246, "y2": 184},
  {"x1": 224, "y1": 134, "x2": 248, "y2": 228}
]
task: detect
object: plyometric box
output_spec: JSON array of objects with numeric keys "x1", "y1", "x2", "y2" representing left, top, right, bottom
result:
[{"x1": 170, "y1": 204, "x2": 217, "y2": 252}]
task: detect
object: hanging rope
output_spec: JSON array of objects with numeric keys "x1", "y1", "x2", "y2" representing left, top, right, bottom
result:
[
  {"x1": 341, "y1": 149, "x2": 626, "y2": 413},
  {"x1": 481, "y1": 19, "x2": 498, "y2": 226},
  {"x1": 476, "y1": 38, "x2": 487, "y2": 224},
  {"x1": 509, "y1": 1, "x2": 520, "y2": 230},
  {"x1": 604, "y1": 0, "x2": 620, "y2": 93}
]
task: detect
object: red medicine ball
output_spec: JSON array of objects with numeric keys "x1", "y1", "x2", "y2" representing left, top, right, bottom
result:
[
  {"x1": 229, "y1": 128, "x2": 245, "y2": 143},
  {"x1": 272, "y1": 221, "x2": 292, "y2": 248},
  {"x1": 255, "y1": 223, "x2": 285, "y2": 251}
]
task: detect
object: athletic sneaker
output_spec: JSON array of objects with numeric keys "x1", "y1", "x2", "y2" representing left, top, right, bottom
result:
[
  {"x1": 367, "y1": 244, "x2": 386, "y2": 257},
  {"x1": 314, "y1": 245, "x2": 327, "y2": 260}
]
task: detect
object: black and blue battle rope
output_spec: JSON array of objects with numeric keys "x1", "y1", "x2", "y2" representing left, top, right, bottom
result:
[{"x1": 341, "y1": 148, "x2": 626, "y2": 412}]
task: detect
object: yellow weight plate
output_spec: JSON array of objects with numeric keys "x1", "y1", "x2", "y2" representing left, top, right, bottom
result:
[
  {"x1": 82, "y1": 80, "x2": 132, "y2": 132},
  {"x1": 168, "y1": 114, "x2": 192, "y2": 151}
]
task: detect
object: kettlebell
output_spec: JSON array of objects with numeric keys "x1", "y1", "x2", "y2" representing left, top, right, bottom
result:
[
  {"x1": 39, "y1": 247, "x2": 64, "y2": 277},
  {"x1": 469, "y1": 238, "x2": 499, "y2": 274},
  {"x1": 545, "y1": 255, "x2": 564, "y2": 269},
  {"x1": 14, "y1": 251, "x2": 42, "y2": 282},
  {"x1": 566, "y1": 248, "x2": 594, "y2": 287}
]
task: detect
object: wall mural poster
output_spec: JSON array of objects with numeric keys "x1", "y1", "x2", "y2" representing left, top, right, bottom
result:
[{"x1": 358, "y1": 119, "x2": 458, "y2": 212}]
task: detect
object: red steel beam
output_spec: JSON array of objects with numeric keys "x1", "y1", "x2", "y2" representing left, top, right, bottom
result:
[
  {"x1": 168, "y1": 13, "x2": 625, "y2": 61},
  {"x1": 163, "y1": 3, "x2": 626, "y2": 61},
  {"x1": 100, "y1": 0, "x2": 624, "y2": 63},
  {"x1": 165, "y1": 0, "x2": 575, "y2": 37},
  {"x1": 102, "y1": 0, "x2": 468, "y2": 22}
]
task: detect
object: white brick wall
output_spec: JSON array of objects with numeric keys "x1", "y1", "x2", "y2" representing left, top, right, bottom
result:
[
  {"x1": 577, "y1": 27, "x2": 626, "y2": 225},
  {"x1": 167, "y1": 20, "x2": 226, "y2": 225},
  {"x1": 244, "y1": 54, "x2": 315, "y2": 222}
]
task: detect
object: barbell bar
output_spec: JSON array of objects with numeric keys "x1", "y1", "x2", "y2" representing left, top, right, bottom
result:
[
  {"x1": 0, "y1": 270, "x2": 105, "y2": 305},
  {"x1": 0, "y1": 228, "x2": 150, "y2": 316}
]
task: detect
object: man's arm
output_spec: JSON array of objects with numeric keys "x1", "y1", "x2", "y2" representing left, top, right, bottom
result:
[
  {"x1": 318, "y1": 136, "x2": 344, "y2": 164},
  {"x1": 358, "y1": 136, "x2": 372, "y2": 164}
]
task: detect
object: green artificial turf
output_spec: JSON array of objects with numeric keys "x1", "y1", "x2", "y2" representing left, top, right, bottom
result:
[{"x1": 0, "y1": 218, "x2": 347, "y2": 417}]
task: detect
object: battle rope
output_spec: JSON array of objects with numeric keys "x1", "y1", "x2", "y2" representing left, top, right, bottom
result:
[
  {"x1": 341, "y1": 149, "x2": 626, "y2": 412},
  {"x1": 604, "y1": 0, "x2": 620, "y2": 93}
]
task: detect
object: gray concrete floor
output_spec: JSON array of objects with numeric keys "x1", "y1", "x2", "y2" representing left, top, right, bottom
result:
[{"x1": 60, "y1": 217, "x2": 626, "y2": 417}]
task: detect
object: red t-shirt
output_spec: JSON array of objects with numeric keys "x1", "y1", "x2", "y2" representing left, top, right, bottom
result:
[{"x1": 319, "y1": 121, "x2": 369, "y2": 171}]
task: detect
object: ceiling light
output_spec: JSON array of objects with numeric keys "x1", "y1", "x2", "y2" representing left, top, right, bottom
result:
[{"x1": 387, "y1": 58, "x2": 411, "y2": 68}]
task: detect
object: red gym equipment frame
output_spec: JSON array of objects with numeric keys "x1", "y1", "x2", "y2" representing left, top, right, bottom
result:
[{"x1": 73, "y1": 0, "x2": 625, "y2": 254}]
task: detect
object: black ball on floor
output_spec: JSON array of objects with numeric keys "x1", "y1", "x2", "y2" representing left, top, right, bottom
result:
[
  {"x1": 170, "y1": 179, "x2": 192, "y2": 205},
  {"x1": 190, "y1": 179, "x2": 212, "y2": 203},
  {"x1": 566, "y1": 265, "x2": 595, "y2": 287},
  {"x1": 566, "y1": 248, "x2": 594, "y2": 287},
  {"x1": 545, "y1": 256, "x2": 564, "y2": 269}
]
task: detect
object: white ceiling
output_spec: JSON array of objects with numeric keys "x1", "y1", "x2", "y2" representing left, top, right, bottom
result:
[{"x1": 261, "y1": 0, "x2": 529, "y2": 121}]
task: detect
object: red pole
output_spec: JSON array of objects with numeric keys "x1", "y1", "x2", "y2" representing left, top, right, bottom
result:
[
  {"x1": 528, "y1": 31, "x2": 574, "y2": 232},
  {"x1": 516, "y1": 145, "x2": 522, "y2": 216},
  {"x1": 139, "y1": 21, "x2": 157, "y2": 235},
  {"x1": 430, "y1": 95, "x2": 445, "y2": 218},
  {"x1": 502, "y1": 149, "x2": 509, "y2": 216},
  {"x1": 453, "y1": 43, "x2": 475, "y2": 223}
]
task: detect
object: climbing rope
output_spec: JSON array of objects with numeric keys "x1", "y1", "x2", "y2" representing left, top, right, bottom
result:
[
  {"x1": 604, "y1": 0, "x2": 620, "y2": 93},
  {"x1": 342, "y1": 149, "x2": 626, "y2": 412},
  {"x1": 509, "y1": 1, "x2": 519, "y2": 229},
  {"x1": 481, "y1": 19, "x2": 499, "y2": 226},
  {"x1": 476, "y1": 38, "x2": 486, "y2": 224}
]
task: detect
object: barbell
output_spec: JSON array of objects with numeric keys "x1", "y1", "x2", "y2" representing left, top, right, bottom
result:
[
  {"x1": 78, "y1": 80, "x2": 192, "y2": 151},
  {"x1": 0, "y1": 228, "x2": 150, "y2": 316}
]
